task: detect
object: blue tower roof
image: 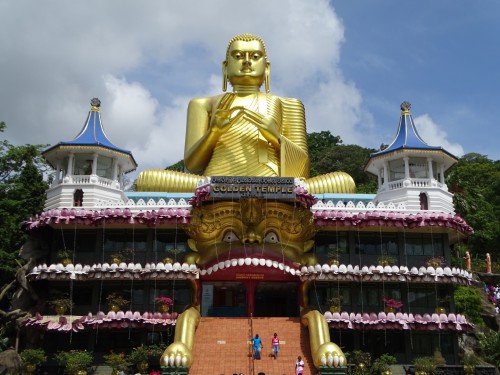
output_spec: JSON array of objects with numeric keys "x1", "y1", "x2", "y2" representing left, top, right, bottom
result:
[
  {"x1": 43, "y1": 98, "x2": 137, "y2": 171},
  {"x1": 370, "y1": 101, "x2": 455, "y2": 158}
]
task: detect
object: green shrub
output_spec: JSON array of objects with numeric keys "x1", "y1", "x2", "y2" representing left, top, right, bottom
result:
[
  {"x1": 54, "y1": 350, "x2": 93, "y2": 373},
  {"x1": 20, "y1": 348, "x2": 47, "y2": 365},
  {"x1": 453, "y1": 286, "x2": 484, "y2": 325},
  {"x1": 477, "y1": 330, "x2": 500, "y2": 368},
  {"x1": 372, "y1": 353, "x2": 397, "y2": 374}
]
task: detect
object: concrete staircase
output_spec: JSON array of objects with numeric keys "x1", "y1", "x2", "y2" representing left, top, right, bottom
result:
[{"x1": 188, "y1": 317, "x2": 313, "y2": 375}]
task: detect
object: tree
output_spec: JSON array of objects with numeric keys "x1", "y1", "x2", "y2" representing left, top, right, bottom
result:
[
  {"x1": 446, "y1": 153, "x2": 500, "y2": 259},
  {"x1": 0, "y1": 122, "x2": 49, "y2": 288},
  {"x1": 307, "y1": 131, "x2": 378, "y2": 193}
]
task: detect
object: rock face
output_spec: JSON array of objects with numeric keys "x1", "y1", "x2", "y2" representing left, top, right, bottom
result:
[{"x1": 0, "y1": 348, "x2": 22, "y2": 374}]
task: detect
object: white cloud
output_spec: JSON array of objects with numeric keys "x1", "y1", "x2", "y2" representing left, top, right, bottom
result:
[
  {"x1": 414, "y1": 114, "x2": 464, "y2": 157},
  {"x1": 0, "y1": 0, "x2": 371, "y2": 174}
]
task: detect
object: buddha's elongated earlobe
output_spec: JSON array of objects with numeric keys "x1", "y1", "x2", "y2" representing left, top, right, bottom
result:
[
  {"x1": 265, "y1": 62, "x2": 270, "y2": 93},
  {"x1": 222, "y1": 61, "x2": 228, "y2": 92}
]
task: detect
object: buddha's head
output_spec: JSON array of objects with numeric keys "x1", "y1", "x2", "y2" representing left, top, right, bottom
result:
[{"x1": 223, "y1": 34, "x2": 270, "y2": 92}]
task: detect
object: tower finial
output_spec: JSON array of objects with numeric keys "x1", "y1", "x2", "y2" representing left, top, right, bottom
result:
[
  {"x1": 400, "y1": 101, "x2": 411, "y2": 112},
  {"x1": 90, "y1": 98, "x2": 101, "y2": 111}
]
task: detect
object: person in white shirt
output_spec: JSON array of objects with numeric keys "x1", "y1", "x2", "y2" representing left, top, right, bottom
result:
[{"x1": 295, "y1": 355, "x2": 304, "y2": 375}]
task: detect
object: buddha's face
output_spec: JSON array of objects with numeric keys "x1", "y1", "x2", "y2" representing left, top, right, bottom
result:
[
  {"x1": 226, "y1": 40, "x2": 268, "y2": 87},
  {"x1": 184, "y1": 200, "x2": 317, "y2": 266}
]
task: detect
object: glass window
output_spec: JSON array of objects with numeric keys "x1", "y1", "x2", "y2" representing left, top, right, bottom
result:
[
  {"x1": 96, "y1": 156, "x2": 113, "y2": 179},
  {"x1": 154, "y1": 231, "x2": 188, "y2": 261},
  {"x1": 404, "y1": 234, "x2": 443, "y2": 256},
  {"x1": 409, "y1": 157, "x2": 428, "y2": 179},
  {"x1": 389, "y1": 160, "x2": 405, "y2": 181},
  {"x1": 53, "y1": 230, "x2": 97, "y2": 254},
  {"x1": 73, "y1": 154, "x2": 94, "y2": 175},
  {"x1": 355, "y1": 233, "x2": 398, "y2": 255},
  {"x1": 103, "y1": 230, "x2": 147, "y2": 253}
]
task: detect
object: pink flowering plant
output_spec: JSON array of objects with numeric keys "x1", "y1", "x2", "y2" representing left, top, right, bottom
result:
[
  {"x1": 383, "y1": 298, "x2": 403, "y2": 310},
  {"x1": 155, "y1": 295, "x2": 173, "y2": 306}
]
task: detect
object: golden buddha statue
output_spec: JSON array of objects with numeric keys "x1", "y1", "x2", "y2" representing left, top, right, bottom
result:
[{"x1": 137, "y1": 34, "x2": 355, "y2": 194}]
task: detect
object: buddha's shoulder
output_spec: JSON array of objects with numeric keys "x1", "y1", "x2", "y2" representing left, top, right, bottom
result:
[
  {"x1": 188, "y1": 94, "x2": 226, "y2": 109},
  {"x1": 271, "y1": 95, "x2": 305, "y2": 111}
]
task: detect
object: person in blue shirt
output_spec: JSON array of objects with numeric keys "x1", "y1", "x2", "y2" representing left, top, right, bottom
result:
[{"x1": 252, "y1": 334, "x2": 262, "y2": 359}]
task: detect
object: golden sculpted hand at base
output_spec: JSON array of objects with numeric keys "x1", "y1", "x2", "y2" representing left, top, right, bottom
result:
[
  {"x1": 160, "y1": 307, "x2": 200, "y2": 368},
  {"x1": 137, "y1": 34, "x2": 355, "y2": 194}
]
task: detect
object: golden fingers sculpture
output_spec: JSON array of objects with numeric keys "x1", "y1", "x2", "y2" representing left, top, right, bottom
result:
[{"x1": 136, "y1": 34, "x2": 355, "y2": 194}]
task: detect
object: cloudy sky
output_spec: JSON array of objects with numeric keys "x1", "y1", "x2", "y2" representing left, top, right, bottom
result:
[{"x1": 1, "y1": 0, "x2": 498, "y2": 179}]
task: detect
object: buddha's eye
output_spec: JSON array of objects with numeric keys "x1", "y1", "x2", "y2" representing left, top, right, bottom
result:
[
  {"x1": 233, "y1": 52, "x2": 242, "y2": 59},
  {"x1": 264, "y1": 231, "x2": 279, "y2": 244},
  {"x1": 252, "y1": 53, "x2": 261, "y2": 60},
  {"x1": 223, "y1": 231, "x2": 239, "y2": 243}
]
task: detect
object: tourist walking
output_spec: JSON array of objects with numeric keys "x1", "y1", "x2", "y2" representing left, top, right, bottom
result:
[
  {"x1": 252, "y1": 334, "x2": 262, "y2": 360},
  {"x1": 271, "y1": 332, "x2": 280, "y2": 359},
  {"x1": 296, "y1": 355, "x2": 304, "y2": 375}
]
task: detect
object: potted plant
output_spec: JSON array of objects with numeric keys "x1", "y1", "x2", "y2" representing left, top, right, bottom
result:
[
  {"x1": 103, "y1": 351, "x2": 129, "y2": 374},
  {"x1": 461, "y1": 352, "x2": 480, "y2": 375},
  {"x1": 413, "y1": 356, "x2": 436, "y2": 375},
  {"x1": 163, "y1": 247, "x2": 182, "y2": 263},
  {"x1": 49, "y1": 295, "x2": 74, "y2": 315},
  {"x1": 128, "y1": 345, "x2": 150, "y2": 373},
  {"x1": 425, "y1": 256, "x2": 445, "y2": 268},
  {"x1": 110, "y1": 248, "x2": 135, "y2": 264},
  {"x1": 57, "y1": 248, "x2": 73, "y2": 266},
  {"x1": 155, "y1": 295, "x2": 173, "y2": 313},
  {"x1": 20, "y1": 348, "x2": 47, "y2": 375},
  {"x1": 377, "y1": 255, "x2": 397, "y2": 266},
  {"x1": 327, "y1": 293, "x2": 342, "y2": 313},
  {"x1": 106, "y1": 292, "x2": 130, "y2": 312},
  {"x1": 372, "y1": 353, "x2": 397, "y2": 375},
  {"x1": 383, "y1": 298, "x2": 403, "y2": 313},
  {"x1": 327, "y1": 251, "x2": 340, "y2": 266},
  {"x1": 55, "y1": 350, "x2": 93, "y2": 375}
]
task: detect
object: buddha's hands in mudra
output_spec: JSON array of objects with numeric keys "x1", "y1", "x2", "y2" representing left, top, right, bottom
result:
[{"x1": 211, "y1": 106, "x2": 280, "y2": 148}]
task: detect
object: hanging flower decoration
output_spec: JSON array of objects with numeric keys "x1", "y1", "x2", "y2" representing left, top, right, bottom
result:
[
  {"x1": 155, "y1": 296, "x2": 173, "y2": 306},
  {"x1": 383, "y1": 298, "x2": 403, "y2": 310}
]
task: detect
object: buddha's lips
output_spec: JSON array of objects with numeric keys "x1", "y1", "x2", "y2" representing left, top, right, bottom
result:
[{"x1": 201, "y1": 246, "x2": 301, "y2": 269}]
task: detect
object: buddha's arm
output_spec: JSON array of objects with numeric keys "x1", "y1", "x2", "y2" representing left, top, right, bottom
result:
[
  {"x1": 278, "y1": 98, "x2": 310, "y2": 177},
  {"x1": 184, "y1": 98, "x2": 216, "y2": 174},
  {"x1": 184, "y1": 96, "x2": 244, "y2": 174}
]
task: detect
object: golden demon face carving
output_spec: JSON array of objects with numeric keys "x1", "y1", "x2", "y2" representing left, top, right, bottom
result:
[{"x1": 184, "y1": 199, "x2": 317, "y2": 266}]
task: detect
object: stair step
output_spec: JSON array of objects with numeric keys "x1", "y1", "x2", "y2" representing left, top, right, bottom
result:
[{"x1": 189, "y1": 317, "x2": 313, "y2": 375}]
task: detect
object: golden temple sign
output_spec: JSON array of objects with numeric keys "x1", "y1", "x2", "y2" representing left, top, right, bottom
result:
[{"x1": 210, "y1": 176, "x2": 295, "y2": 199}]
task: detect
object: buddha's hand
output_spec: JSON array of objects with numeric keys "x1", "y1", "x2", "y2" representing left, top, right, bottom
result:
[
  {"x1": 160, "y1": 342, "x2": 192, "y2": 367},
  {"x1": 243, "y1": 109, "x2": 280, "y2": 147},
  {"x1": 210, "y1": 108, "x2": 245, "y2": 136}
]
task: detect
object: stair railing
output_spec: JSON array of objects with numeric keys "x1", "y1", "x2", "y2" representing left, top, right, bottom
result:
[{"x1": 249, "y1": 313, "x2": 255, "y2": 375}]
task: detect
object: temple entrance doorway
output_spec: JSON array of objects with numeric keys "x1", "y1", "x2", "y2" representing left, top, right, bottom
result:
[
  {"x1": 201, "y1": 282, "x2": 247, "y2": 317},
  {"x1": 254, "y1": 282, "x2": 299, "y2": 317}
]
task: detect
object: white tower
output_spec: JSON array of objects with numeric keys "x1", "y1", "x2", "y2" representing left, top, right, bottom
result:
[
  {"x1": 42, "y1": 98, "x2": 137, "y2": 209},
  {"x1": 365, "y1": 102, "x2": 457, "y2": 213}
]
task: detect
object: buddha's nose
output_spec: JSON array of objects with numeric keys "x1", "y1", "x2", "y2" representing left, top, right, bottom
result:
[{"x1": 242, "y1": 230, "x2": 262, "y2": 244}]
